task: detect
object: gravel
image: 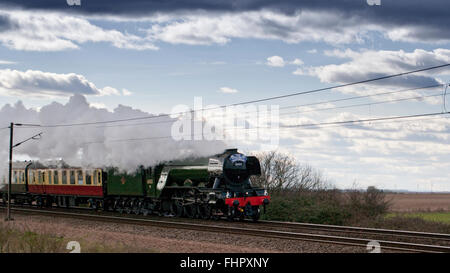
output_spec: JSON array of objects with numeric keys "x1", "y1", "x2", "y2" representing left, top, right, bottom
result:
[{"x1": 0, "y1": 212, "x2": 372, "y2": 253}]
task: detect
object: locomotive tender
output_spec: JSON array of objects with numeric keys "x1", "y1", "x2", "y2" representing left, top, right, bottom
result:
[{"x1": 1, "y1": 149, "x2": 270, "y2": 221}]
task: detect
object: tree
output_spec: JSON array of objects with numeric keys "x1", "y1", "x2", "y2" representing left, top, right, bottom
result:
[{"x1": 250, "y1": 151, "x2": 329, "y2": 192}]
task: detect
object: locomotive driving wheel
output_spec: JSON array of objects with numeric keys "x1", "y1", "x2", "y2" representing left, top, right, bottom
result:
[
  {"x1": 2, "y1": 193, "x2": 7, "y2": 205},
  {"x1": 171, "y1": 201, "x2": 184, "y2": 217},
  {"x1": 198, "y1": 203, "x2": 212, "y2": 219},
  {"x1": 184, "y1": 204, "x2": 197, "y2": 218},
  {"x1": 251, "y1": 206, "x2": 260, "y2": 222}
]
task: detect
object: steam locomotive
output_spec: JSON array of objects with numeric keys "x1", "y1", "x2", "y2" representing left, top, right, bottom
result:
[{"x1": 1, "y1": 149, "x2": 270, "y2": 221}]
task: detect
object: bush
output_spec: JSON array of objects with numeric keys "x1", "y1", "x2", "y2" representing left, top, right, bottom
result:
[
  {"x1": 263, "y1": 187, "x2": 391, "y2": 225},
  {"x1": 344, "y1": 186, "x2": 391, "y2": 223},
  {"x1": 263, "y1": 190, "x2": 350, "y2": 225}
]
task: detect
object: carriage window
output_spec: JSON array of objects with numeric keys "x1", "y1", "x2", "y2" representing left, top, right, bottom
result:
[
  {"x1": 53, "y1": 170, "x2": 59, "y2": 184},
  {"x1": 29, "y1": 171, "x2": 34, "y2": 184},
  {"x1": 62, "y1": 170, "x2": 67, "y2": 184},
  {"x1": 12, "y1": 171, "x2": 17, "y2": 184},
  {"x1": 86, "y1": 171, "x2": 92, "y2": 185},
  {"x1": 70, "y1": 170, "x2": 75, "y2": 185},
  {"x1": 77, "y1": 170, "x2": 83, "y2": 185},
  {"x1": 38, "y1": 171, "x2": 44, "y2": 184},
  {"x1": 20, "y1": 171, "x2": 25, "y2": 183}
]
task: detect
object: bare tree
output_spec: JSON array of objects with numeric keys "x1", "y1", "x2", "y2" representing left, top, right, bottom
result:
[{"x1": 251, "y1": 151, "x2": 329, "y2": 192}]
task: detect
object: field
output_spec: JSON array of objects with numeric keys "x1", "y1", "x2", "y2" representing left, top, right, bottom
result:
[
  {"x1": 386, "y1": 212, "x2": 450, "y2": 224},
  {"x1": 386, "y1": 193, "x2": 450, "y2": 212},
  {"x1": 385, "y1": 193, "x2": 450, "y2": 225}
]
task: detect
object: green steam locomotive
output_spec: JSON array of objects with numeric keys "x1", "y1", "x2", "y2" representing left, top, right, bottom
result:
[{"x1": 1, "y1": 149, "x2": 270, "y2": 221}]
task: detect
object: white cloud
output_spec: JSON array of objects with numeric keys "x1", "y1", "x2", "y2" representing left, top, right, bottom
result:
[
  {"x1": 274, "y1": 112, "x2": 450, "y2": 191},
  {"x1": 143, "y1": 9, "x2": 450, "y2": 46},
  {"x1": 267, "y1": 56, "x2": 303, "y2": 67},
  {"x1": 0, "y1": 9, "x2": 157, "y2": 51},
  {"x1": 0, "y1": 59, "x2": 16, "y2": 65},
  {"x1": 1, "y1": 8, "x2": 449, "y2": 52},
  {"x1": 146, "y1": 10, "x2": 370, "y2": 46},
  {"x1": 266, "y1": 56, "x2": 285, "y2": 67},
  {"x1": 307, "y1": 49, "x2": 318, "y2": 54},
  {"x1": 0, "y1": 69, "x2": 124, "y2": 98},
  {"x1": 122, "y1": 89, "x2": 133, "y2": 96},
  {"x1": 89, "y1": 102, "x2": 108, "y2": 109},
  {"x1": 219, "y1": 87, "x2": 239, "y2": 94},
  {"x1": 291, "y1": 58, "x2": 304, "y2": 65},
  {"x1": 294, "y1": 49, "x2": 450, "y2": 96}
]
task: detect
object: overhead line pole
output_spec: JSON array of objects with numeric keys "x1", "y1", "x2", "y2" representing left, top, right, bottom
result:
[
  {"x1": 6, "y1": 122, "x2": 13, "y2": 221},
  {"x1": 4, "y1": 125, "x2": 42, "y2": 222}
]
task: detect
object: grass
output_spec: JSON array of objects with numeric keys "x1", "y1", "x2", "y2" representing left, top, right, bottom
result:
[
  {"x1": 386, "y1": 211, "x2": 450, "y2": 224},
  {"x1": 0, "y1": 222, "x2": 156, "y2": 253}
]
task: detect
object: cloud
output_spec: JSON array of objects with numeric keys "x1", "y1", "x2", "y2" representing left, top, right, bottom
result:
[
  {"x1": 89, "y1": 102, "x2": 108, "y2": 109},
  {"x1": 276, "y1": 111, "x2": 450, "y2": 190},
  {"x1": 266, "y1": 56, "x2": 285, "y2": 67},
  {"x1": 296, "y1": 48, "x2": 450, "y2": 89},
  {"x1": 267, "y1": 56, "x2": 303, "y2": 67},
  {"x1": 0, "y1": 59, "x2": 15, "y2": 64},
  {"x1": 0, "y1": 9, "x2": 157, "y2": 51},
  {"x1": 146, "y1": 10, "x2": 369, "y2": 46},
  {"x1": 307, "y1": 49, "x2": 317, "y2": 54},
  {"x1": 122, "y1": 89, "x2": 133, "y2": 96},
  {"x1": 219, "y1": 87, "x2": 239, "y2": 94},
  {"x1": 0, "y1": 69, "x2": 124, "y2": 98},
  {"x1": 3, "y1": 0, "x2": 450, "y2": 48},
  {"x1": 291, "y1": 58, "x2": 303, "y2": 65},
  {"x1": 2, "y1": 2, "x2": 450, "y2": 52}
]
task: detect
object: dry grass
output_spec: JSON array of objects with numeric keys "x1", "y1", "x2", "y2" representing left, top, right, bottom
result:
[
  {"x1": 386, "y1": 193, "x2": 450, "y2": 212},
  {"x1": 0, "y1": 221, "x2": 152, "y2": 253}
]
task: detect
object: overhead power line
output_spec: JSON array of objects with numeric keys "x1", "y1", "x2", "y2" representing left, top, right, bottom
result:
[
  {"x1": 14, "y1": 83, "x2": 447, "y2": 130},
  {"x1": 81, "y1": 111, "x2": 450, "y2": 145},
  {"x1": 13, "y1": 63, "x2": 450, "y2": 129}
]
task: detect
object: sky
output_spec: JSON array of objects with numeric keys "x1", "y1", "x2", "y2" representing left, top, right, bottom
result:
[{"x1": 0, "y1": 0, "x2": 450, "y2": 191}]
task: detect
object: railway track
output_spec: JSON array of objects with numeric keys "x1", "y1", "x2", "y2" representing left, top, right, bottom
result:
[
  {"x1": 254, "y1": 220, "x2": 450, "y2": 242},
  {"x1": 3, "y1": 206, "x2": 450, "y2": 253}
]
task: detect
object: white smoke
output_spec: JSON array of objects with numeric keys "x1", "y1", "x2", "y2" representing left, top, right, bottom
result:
[{"x1": 0, "y1": 95, "x2": 226, "y2": 178}]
